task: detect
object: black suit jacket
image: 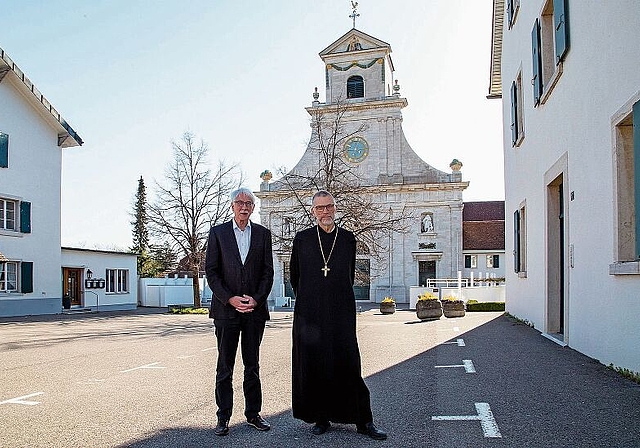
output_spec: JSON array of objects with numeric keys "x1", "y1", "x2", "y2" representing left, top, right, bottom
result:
[{"x1": 205, "y1": 220, "x2": 274, "y2": 321}]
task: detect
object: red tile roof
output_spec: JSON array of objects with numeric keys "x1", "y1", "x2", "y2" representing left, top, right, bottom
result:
[
  {"x1": 462, "y1": 201, "x2": 505, "y2": 250},
  {"x1": 463, "y1": 201, "x2": 505, "y2": 222}
]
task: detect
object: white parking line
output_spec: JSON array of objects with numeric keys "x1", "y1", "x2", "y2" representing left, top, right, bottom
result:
[
  {"x1": 432, "y1": 402, "x2": 502, "y2": 438},
  {"x1": 1, "y1": 392, "x2": 44, "y2": 406},
  {"x1": 201, "y1": 347, "x2": 216, "y2": 352},
  {"x1": 442, "y1": 338, "x2": 466, "y2": 346},
  {"x1": 120, "y1": 362, "x2": 166, "y2": 373},
  {"x1": 434, "y1": 359, "x2": 476, "y2": 373}
]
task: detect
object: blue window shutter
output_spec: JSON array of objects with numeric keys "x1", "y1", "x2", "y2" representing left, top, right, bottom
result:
[
  {"x1": 633, "y1": 100, "x2": 640, "y2": 259},
  {"x1": 514, "y1": 210, "x2": 521, "y2": 272},
  {"x1": 553, "y1": 0, "x2": 569, "y2": 64},
  {"x1": 465, "y1": 256, "x2": 471, "y2": 269},
  {"x1": 21, "y1": 262, "x2": 34, "y2": 293},
  {"x1": 510, "y1": 81, "x2": 518, "y2": 145},
  {"x1": 20, "y1": 201, "x2": 31, "y2": 233},
  {"x1": 493, "y1": 255, "x2": 500, "y2": 268},
  {"x1": 0, "y1": 133, "x2": 8, "y2": 168},
  {"x1": 531, "y1": 19, "x2": 542, "y2": 106}
]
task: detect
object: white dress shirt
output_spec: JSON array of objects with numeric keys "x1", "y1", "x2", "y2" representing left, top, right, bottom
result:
[{"x1": 233, "y1": 219, "x2": 252, "y2": 264}]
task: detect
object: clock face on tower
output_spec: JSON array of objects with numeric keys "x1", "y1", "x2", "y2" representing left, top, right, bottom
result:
[{"x1": 343, "y1": 136, "x2": 369, "y2": 163}]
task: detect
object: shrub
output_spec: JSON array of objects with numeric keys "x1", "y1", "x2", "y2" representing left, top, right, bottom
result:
[
  {"x1": 168, "y1": 306, "x2": 209, "y2": 314},
  {"x1": 466, "y1": 301, "x2": 505, "y2": 312},
  {"x1": 381, "y1": 297, "x2": 396, "y2": 304}
]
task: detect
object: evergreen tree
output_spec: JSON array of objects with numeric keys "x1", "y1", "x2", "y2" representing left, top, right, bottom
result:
[{"x1": 131, "y1": 176, "x2": 155, "y2": 277}]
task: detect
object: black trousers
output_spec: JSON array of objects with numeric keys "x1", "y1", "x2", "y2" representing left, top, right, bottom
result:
[{"x1": 213, "y1": 315, "x2": 266, "y2": 420}]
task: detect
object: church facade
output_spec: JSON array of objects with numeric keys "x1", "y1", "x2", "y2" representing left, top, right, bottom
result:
[{"x1": 256, "y1": 28, "x2": 468, "y2": 305}]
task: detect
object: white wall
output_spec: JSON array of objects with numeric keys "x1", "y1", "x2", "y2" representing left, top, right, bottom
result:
[
  {"x1": 500, "y1": 1, "x2": 640, "y2": 371},
  {"x1": 62, "y1": 248, "x2": 137, "y2": 311},
  {"x1": 0, "y1": 76, "x2": 64, "y2": 315}
]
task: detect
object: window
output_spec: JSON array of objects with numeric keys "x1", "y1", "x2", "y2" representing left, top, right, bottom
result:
[
  {"x1": 0, "y1": 132, "x2": 8, "y2": 168},
  {"x1": 612, "y1": 98, "x2": 640, "y2": 267},
  {"x1": 0, "y1": 198, "x2": 31, "y2": 233},
  {"x1": 0, "y1": 198, "x2": 17, "y2": 230},
  {"x1": 510, "y1": 71, "x2": 525, "y2": 146},
  {"x1": 514, "y1": 204, "x2": 527, "y2": 274},
  {"x1": 106, "y1": 269, "x2": 129, "y2": 293},
  {"x1": 347, "y1": 75, "x2": 364, "y2": 98},
  {"x1": 531, "y1": 0, "x2": 569, "y2": 106},
  {"x1": 487, "y1": 255, "x2": 500, "y2": 268},
  {"x1": 464, "y1": 255, "x2": 477, "y2": 269},
  {"x1": 0, "y1": 261, "x2": 18, "y2": 292},
  {"x1": 282, "y1": 216, "x2": 296, "y2": 237},
  {"x1": 506, "y1": 0, "x2": 520, "y2": 29},
  {"x1": 0, "y1": 260, "x2": 31, "y2": 293}
]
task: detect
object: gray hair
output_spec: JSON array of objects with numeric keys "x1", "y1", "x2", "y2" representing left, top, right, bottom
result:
[
  {"x1": 312, "y1": 190, "x2": 334, "y2": 205},
  {"x1": 230, "y1": 187, "x2": 257, "y2": 203}
]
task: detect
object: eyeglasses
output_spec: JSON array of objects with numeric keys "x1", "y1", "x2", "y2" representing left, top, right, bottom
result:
[
  {"x1": 233, "y1": 200, "x2": 254, "y2": 208},
  {"x1": 313, "y1": 203, "x2": 335, "y2": 212}
]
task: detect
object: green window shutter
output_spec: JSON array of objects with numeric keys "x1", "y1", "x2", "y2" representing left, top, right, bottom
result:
[
  {"x1": 21, "y1": 262, "x2": 34, "y2": 293},
  {"x1": 0, "y1": 132, "x2": 8, "y2": 168},
  {"x1": 633, "y1": 100, "x2": 640, "y2": 259},
  {"x1": 510, "y1": 81, "x2": 518, "y2": 145},
  {"x1": 514, "y1": 210, "x2": 521, "y2": 272},
  {"x1": 553, "y1": 0, "x2": 569, "y2": 64},
  {"x1": 20, "y1": 201, "x2": 31, "y2": 233},
  {"x1": 531, "y1": 19, "x2": 542, "y2": 106}
]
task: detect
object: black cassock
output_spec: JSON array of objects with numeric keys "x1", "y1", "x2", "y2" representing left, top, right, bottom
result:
[{"x1": 290, "y1": 225, "x2": 373, "y2": 425}]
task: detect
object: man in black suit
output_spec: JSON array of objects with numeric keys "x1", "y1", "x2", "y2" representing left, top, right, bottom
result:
[{"x1": 205, "y1": 186, "x2": 274, "y2": 436}]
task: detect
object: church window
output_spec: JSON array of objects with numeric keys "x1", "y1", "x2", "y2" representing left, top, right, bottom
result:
[
  {"x1": 531, "y1": 0, "x2": 569, "y2": 106},
  {"x1": 612, "y1": 98, "x2": 640, "y2": 267},
  {"x1": 347, "y1": 75, "x2": 364, "y2": 99}
]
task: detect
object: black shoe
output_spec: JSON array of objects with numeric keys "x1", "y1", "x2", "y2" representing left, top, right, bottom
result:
[
  {"x1": 214, "y1": 418, "x2": 229, "y2": 436},
  {"x1": 311, "y1": 421, "x2": 330, "y2": 435},
  {"x1": 247, "y1": 414, "x2": 271, "y2": 431},
  {"x1": 357, "y1": 422, "x2": 387, "y2": 440}
]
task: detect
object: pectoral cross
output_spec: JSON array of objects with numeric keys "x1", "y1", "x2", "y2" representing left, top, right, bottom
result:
[{"x1": 321, "y1": 265, "x2": 330, "y2": 277}]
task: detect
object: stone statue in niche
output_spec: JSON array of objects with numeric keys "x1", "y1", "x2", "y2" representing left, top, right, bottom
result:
[
  {"x1": 347, "y1": 36, "x2": 362, "y2": 51},
  {"x1": 421, "y1": 213, "x2": 434, "y2": 233}
]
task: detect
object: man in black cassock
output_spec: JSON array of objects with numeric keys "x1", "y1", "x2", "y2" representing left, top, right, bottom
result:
[{"x1": 290, "y1": 190, "x2": 387, "y2": 441}]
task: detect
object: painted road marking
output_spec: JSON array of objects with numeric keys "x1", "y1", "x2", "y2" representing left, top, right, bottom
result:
[
  {"x1": 120, "y1": 362, "x2": 166, "y2": 373},
  {"x1": 76, "y1": 379, "x2": 106, "y2": 385},
  {"x1": 435, "y1": 359, "x2": 476, "y2": 373},
  {"x1": 438, "y1": 327, "x2": 460, "y2": 333},
  {"x1": 432, "y1": 402, "x2": 502, "y2": 438},
  {"x1": 201, "y1": 347, "x2": 216, "y2": 352},
  {"x1": 1, "y1": 392, "x2": 44, "y2": 406},
  {"x1": 177, "y1": 355, "x2": 195, "y2": 359},
  {"x1": 442, "y1": 338, "x2": 466, "y2": 346}
]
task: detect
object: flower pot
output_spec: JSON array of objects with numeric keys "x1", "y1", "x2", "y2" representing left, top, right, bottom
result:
[
  {"x1": 416, "y1": 299, "x2": 442, "y2": 321},
  {"x1": 442, "y1": 301, "x2": 465, "y2": 318},
  {"x1": 380, "y1": 302, "x2": 396, "y2": 315}
]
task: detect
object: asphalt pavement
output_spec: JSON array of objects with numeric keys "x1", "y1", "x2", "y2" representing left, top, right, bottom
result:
[{"x1": 1, "y1": 305, "x2": 639, "y2": 447}]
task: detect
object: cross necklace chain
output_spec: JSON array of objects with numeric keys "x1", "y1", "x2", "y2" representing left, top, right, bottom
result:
[{"x1": 317, "y1": 225, "x2": 339, "y2": 277}]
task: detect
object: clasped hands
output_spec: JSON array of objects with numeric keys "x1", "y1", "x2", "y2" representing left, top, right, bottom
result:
[{"x1": 229, "y1": 294, "x2": 256, "y2": 313}]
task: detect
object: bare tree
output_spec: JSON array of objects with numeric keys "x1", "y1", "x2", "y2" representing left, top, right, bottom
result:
[
  {"x1": 148, "y1": 131, "x2": 242, "y2": 307},
  {"x1": 273, "y1": 99, "x2": 411, "y2": 267}
]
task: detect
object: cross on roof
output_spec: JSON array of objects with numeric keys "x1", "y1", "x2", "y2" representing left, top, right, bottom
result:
[{"x1": 349, "y1": 1, "x2": 360, "y2": 28}]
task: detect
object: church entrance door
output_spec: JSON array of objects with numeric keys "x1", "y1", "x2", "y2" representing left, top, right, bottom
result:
[{"x1": 419, "y1": 261, "x2": 436, "y2": 286}]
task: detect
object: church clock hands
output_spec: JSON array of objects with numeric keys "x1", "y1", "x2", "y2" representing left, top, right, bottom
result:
[{"x1": 343, "y1": 136, "x2": 369, "y2": 163}]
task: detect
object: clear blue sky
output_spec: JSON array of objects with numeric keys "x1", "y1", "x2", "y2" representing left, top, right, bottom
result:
[{"x1": 1, "y1": 0, "x2": 504, "y2": 249}]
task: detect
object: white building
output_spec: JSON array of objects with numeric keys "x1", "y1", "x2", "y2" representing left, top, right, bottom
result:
[
  {"x1": 490, "y1": 0, "x2": 640, "y2": 372},
  {"x1": 256, "y1": 28, "x2": 468, "y2": 305},
  {"x1": 0, "y1": 46, "x2": 136, "y2": 317}
]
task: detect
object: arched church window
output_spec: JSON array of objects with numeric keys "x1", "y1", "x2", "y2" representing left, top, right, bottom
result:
[{"x1": 347, "y1": 76, "x2": 364, "y2": 98}]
